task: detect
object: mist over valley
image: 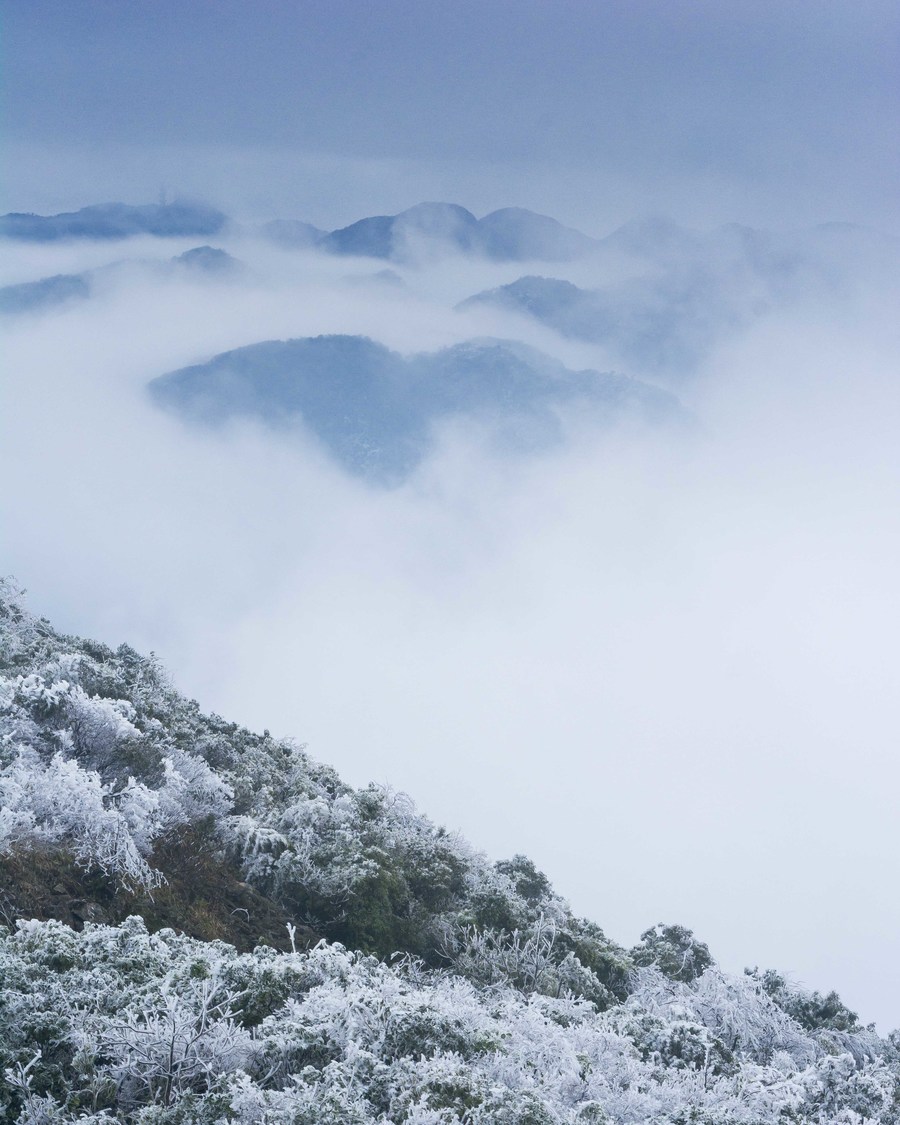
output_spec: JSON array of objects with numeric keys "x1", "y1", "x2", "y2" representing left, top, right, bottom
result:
[{"x1": 2, "y1": 4, "x2": 898, "y2": 1120}]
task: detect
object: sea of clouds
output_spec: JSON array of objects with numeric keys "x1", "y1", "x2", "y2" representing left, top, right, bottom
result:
[{"x1": 2, "y1": 219, "x2": 898, "y2": 1029}]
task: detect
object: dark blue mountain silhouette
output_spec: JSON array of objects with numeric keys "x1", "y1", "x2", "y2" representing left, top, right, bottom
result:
[
  {"x1": 171, "y1": 246, "x2": 240, "y2": 273},
  {"x1": 0, "y1": 245, "x2": 240, "y2": 317},
  {"x1": 0, "y1": 273, "x2": 91, "y2": 315},
  {"x1": 321, "y1": 203, "x2": 479, "y2": 259},
  {"x1": 1, "y1": 198, "x2": 595, "y2": 260},
  {"x1": 149, "y1": 335, "x2": 678, "y2": 484},
  {"x1": 319, "y1": 203, "x2": 596, "y2": 262},
  {"x1": 0, "y1": 201, "x2": 227, "y2": 241}
]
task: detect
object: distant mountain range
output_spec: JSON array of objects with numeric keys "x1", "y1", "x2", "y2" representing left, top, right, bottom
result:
[
  {"x1": 149, "y1": 334, "x2": 679, "y2": 483},
  {"x1": 258, "y1": 202, "x2": 599, "y2": 262},
  {"x1": 456, "y1": 222, "x2": 900, "y2": 378},
  {"x1": 5, "y1": 200, "x2": 895, "y2": 387},
  {"x1": 0, "y1": 201, "x2": 228, "y2": 241},
  {"x1": 1, "y1": 199, "x2": 597, "y2": 262},
  {"x1": 0, "y1": 272, "x2": 92, "y2": 315},
  {"x1": 457, "y1": 273, "x2": 722, "y2": 378},
  {"x1": 5, "y1": 198, "x2": 894, "y2": 280},
  {"x1": 307, "y1": 202, "x2": 598, "y2": 262},
  {"x1": 0, "y1": 245, "x2": 240, "y2": 316}
]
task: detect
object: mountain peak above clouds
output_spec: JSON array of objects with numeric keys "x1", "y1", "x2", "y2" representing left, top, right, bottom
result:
[
  {"x1": 1, "y1": 196, "x2": 596, "y2": 262},
  {"x1": 171, "y1": 245, "x2": 240, "y2": 273},
  {"x1": 0, "y1": 243, "x2": 241, "y2": 317},
  {"x1": 149, "y1": 333, "x2": 679, "y2": 484},
  {"x1": 458, "y1": 217, "x2": 900, "y2": 379},
  {"x1": 319, "y1": 202, "x2": 597, "y2": 262},
  {"x1": 0, "y1": 200, "x2": 228, "y2": 241},
  {"x1": 320, "y1": 202, "x2": 479, "y2": 260},
  {"x1": 0, "y1": 273, "x2": 91, "y2": 315}
]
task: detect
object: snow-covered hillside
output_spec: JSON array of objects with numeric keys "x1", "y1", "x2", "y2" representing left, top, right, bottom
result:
[{"x1": 1, "y1": 579, "x2": 896, "y2": 1123}]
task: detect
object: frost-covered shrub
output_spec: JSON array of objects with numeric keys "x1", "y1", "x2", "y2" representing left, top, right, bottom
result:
[
  {"x1": 621, "y1": 966, "x2": 818, "y2": 1065},
  {"x1": 2, "y1": 582, "x2": 898, "y2": 1123},
  {"x1": 1, "y1": 582, "x2": 624, "y2": 987},
  {"x1": 1, "y1": 918, "x2": 898, "y2": 1125},
  {"x1": 0, "y1": 748, "x2": 163, "y2": 890},
  {"x1": 0, "y1": 592, "x2": 235, "y2": 891},
  {"x1": 630, "y1": 924, "x2": 713, "y2": 984},
  {"x1": 89, "y1": 973, "x2": 255, "y2": 1109},
  {"x1": 156, "y1": 747, "x2": 233, "y2": 830},
  {"x1": 748, "y1": 966, "x2": 863, "y2": 1033},
  {"x1": 437, "y1": 914, "x2": 564, "y2": 993}
]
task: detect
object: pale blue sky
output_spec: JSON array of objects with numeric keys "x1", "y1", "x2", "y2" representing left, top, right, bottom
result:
[{"x1": 2, "y1": 1, "x2": 897, "y2": 230}]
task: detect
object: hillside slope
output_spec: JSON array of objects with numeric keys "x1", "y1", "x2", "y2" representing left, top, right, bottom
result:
[{"x1": 1, "y1": 580, "x2": 896, "y2": 1123}]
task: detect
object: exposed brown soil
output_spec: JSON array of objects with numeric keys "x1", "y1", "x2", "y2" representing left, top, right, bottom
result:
[{"x1": 0, "y1": 829, "x2": 320, "y2": 953}]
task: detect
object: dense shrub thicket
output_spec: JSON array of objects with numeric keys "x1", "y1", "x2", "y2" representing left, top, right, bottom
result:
[{"x1": 1, "y1": 579, "x2": 897, "y2": 1122}]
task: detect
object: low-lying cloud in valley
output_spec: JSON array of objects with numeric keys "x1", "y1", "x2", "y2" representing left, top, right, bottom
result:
[{"x1": 2, "y1": 209, "x2": 898, "y2": 1030}]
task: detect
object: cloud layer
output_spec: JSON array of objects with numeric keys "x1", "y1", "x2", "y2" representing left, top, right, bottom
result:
[{"x1": 1, "y1": 218, "x2": 899, "y2": 1032}]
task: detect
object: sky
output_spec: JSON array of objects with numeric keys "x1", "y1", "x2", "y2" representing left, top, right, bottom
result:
[
  {"x1": 2, "y1": 1, "x2": 900, "y2": 1030},
  {"x1": 2, "y1": 0, "x2": 898, "y2": 231}
]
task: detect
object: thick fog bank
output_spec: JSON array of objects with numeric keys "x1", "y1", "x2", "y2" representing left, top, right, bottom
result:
[{"x1": 1, "y1": 229, "x2": 898, "y2": 1030}]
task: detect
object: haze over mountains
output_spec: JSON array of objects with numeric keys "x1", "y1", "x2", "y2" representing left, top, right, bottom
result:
[
  {"x1": 3, "y1": 4, "x2": 897, "y2": 1119},
  {"x1": 7, "y1": 198, "x2": 892, "y2": 271},
  {"x1": 4, "y1": 197, "x2": 893, "y2": 384},
  {"x1": 1, "y1": 199, "x2": 596, "y2": 261},
  {"x1": 459, "y1": 222, "x2": 900, "y2": 377},
  {"x1": 2, "y1": 194, "x2": 899, "y2": 1042},
  {"x1": 314, "y1": 201, "x2": 599, "y2": 262},
  {"x1": 2, "y1": 198, "x2": 600, "y2": 262},
  {"x1": 0, "y1": 243, "x2": 240, "y2": 316},
  {"x1": 150, "y1": 335, "x2": 678, "y2": 483},
  {"x1": 0, "y1": 271, "x2": 91, "y2": 315}
]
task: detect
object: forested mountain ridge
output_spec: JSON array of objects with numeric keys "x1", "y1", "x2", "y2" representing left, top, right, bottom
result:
[
  {"x1": 0, "y1": 200, "x2": 595, "y2": 263},
  {"x1": 0, "y1": 202, "x2": 227, "y2": 242},
  {"x1": 149, "y1": 335, "x2": 679, "y2": 484},
  {"x1": 1, "y1": 579, "x2": 897, "y2": 1123}
]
